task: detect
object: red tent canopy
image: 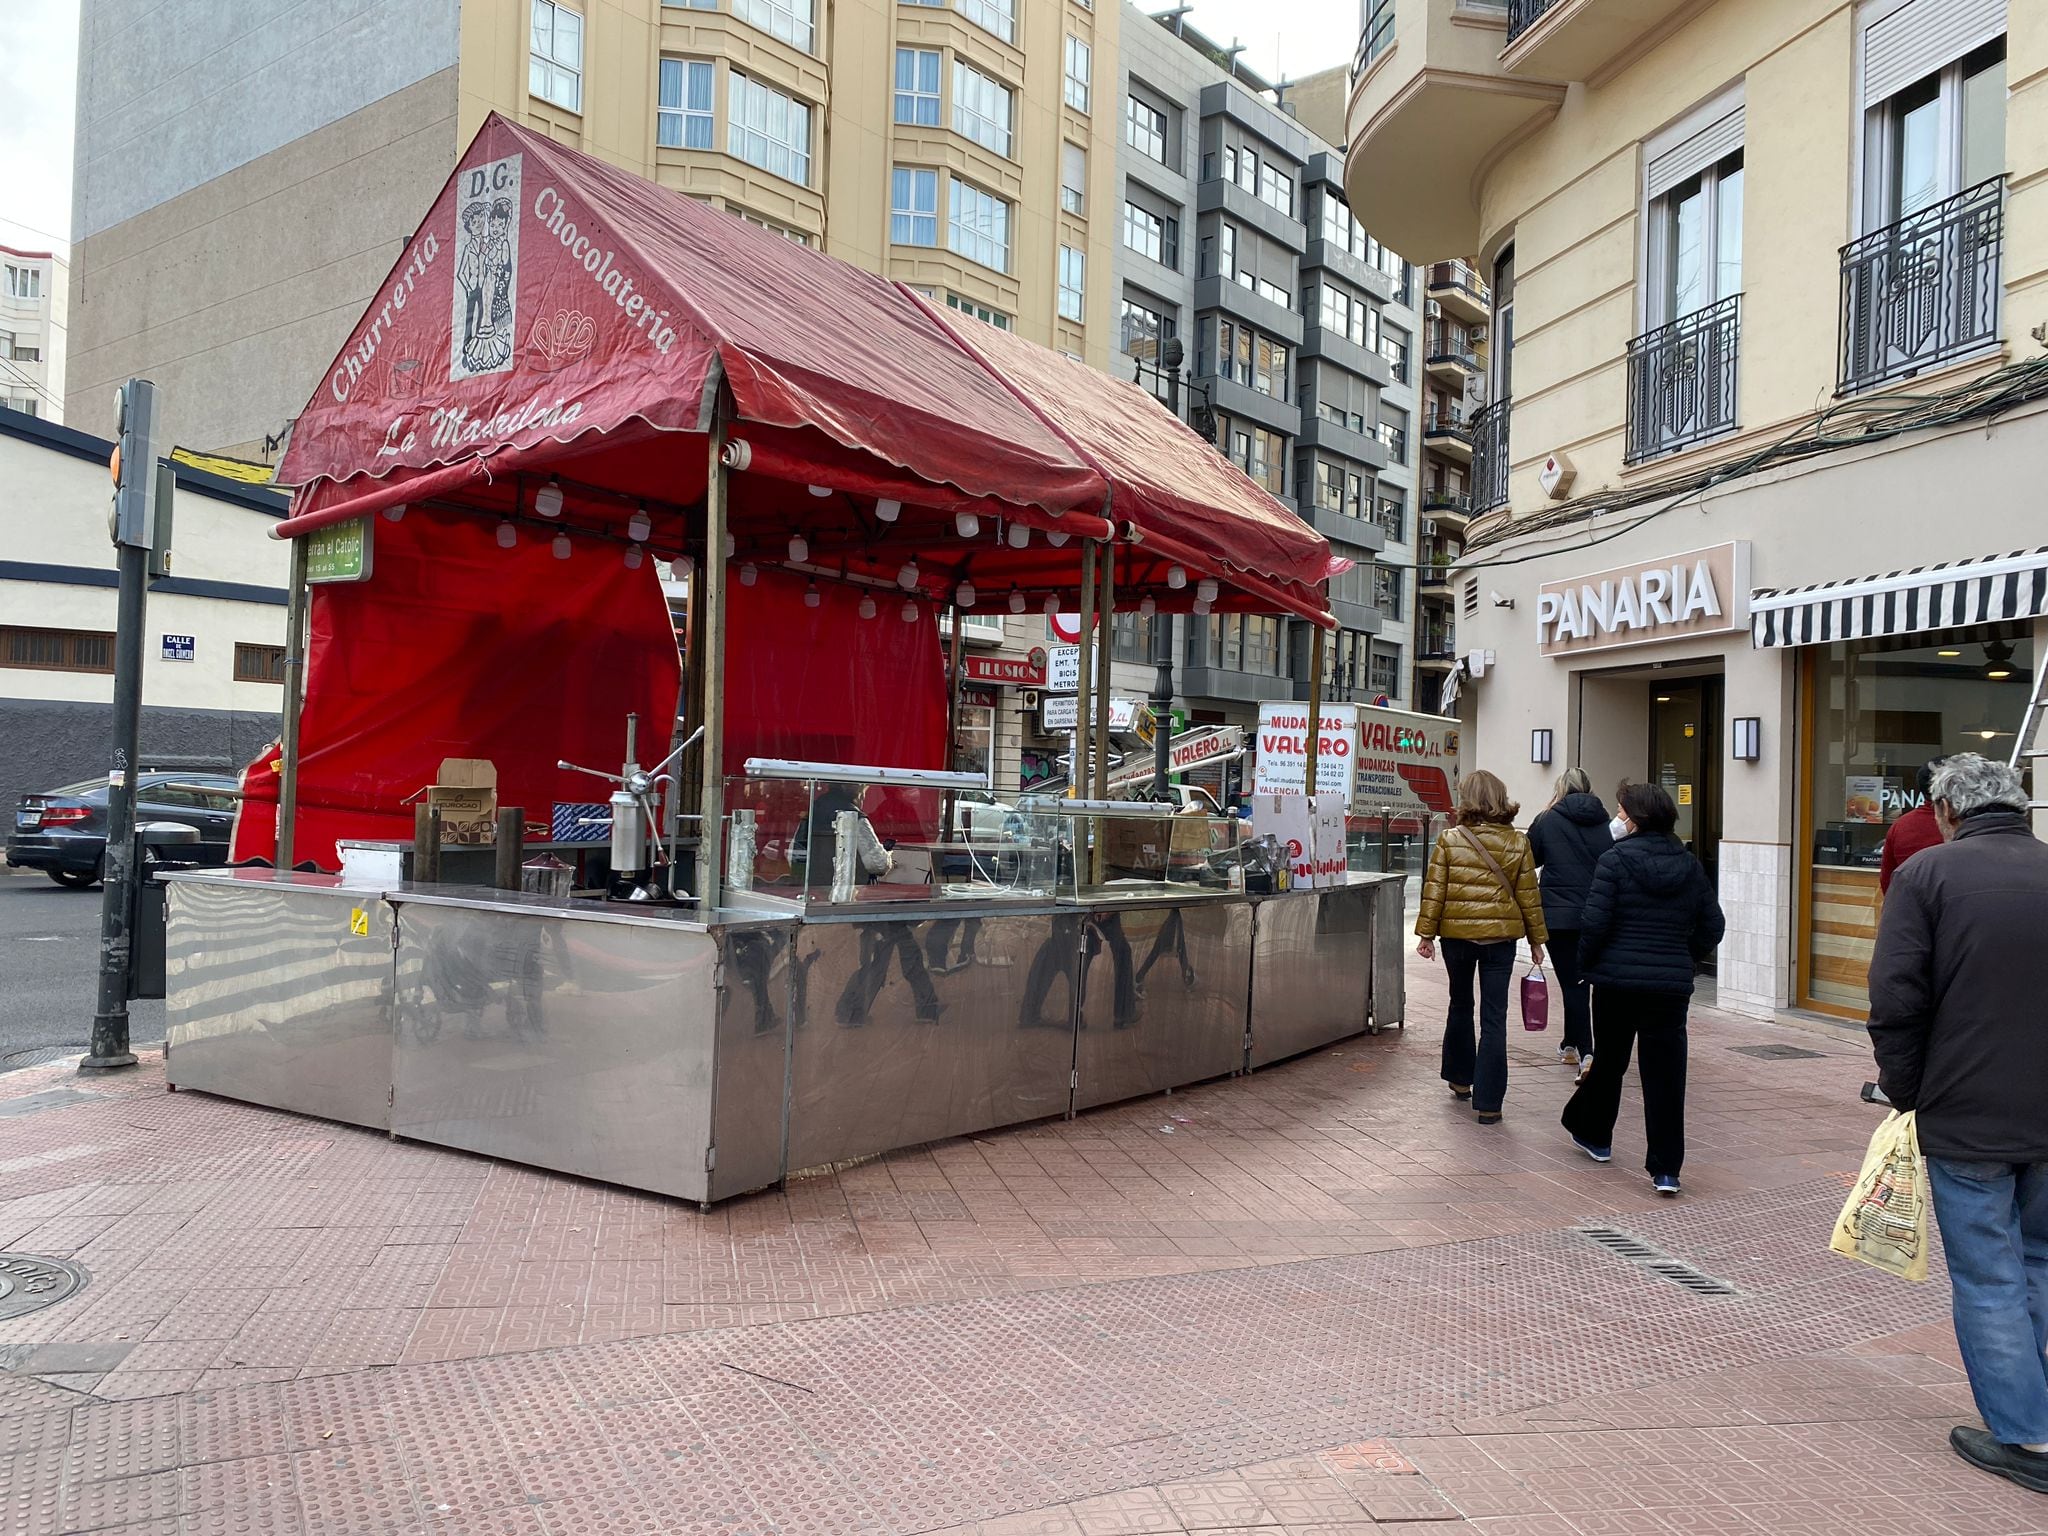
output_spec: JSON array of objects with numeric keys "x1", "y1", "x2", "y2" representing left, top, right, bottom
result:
[
  {"x1": 247, "y1": 114, "x2": 1340, "y2": 867},
  {"x1": 275, "y1": 112, "x2": 1333, "y2": 624}
]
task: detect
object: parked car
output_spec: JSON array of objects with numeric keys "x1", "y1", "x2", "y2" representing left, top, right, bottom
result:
[
  {"x1": 948, "y1": 789, "x2": 1018, "y2": 842},
  {"x1": 7, "y1": 772, "x2": 241, "y2": 888}
]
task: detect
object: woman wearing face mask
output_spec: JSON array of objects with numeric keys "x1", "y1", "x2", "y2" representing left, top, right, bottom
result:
[
  {"x1": 1560, "y1": 782, "x2": 1726, "y2": 1195},
  {"x1": 1415, "y1": 770, "x2": 1548, "y2": 1125},
  {"x1": 1526, "y1": 767, "x2": 1613, "y2": 1079}
]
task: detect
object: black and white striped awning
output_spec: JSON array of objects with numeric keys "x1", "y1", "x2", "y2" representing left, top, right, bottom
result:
[{"x1": 1750, "y1": 548, "x2": 2048, "y2": 648}]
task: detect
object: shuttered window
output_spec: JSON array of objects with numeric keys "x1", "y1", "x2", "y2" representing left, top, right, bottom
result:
[{"x1": 1862, "y1": 0, "x2": 2005, "y2": 109}]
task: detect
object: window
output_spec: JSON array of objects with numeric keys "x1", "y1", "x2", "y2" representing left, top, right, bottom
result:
[
  {"x1": 1318, "y1": 189, "x2": 1370, "y2": 262},
  {"x1": 1861, "y1": 18, "x2": 2005, "y2": 230},
  {"x1": 233, "y1": 643, "x2": 288, "y2": 684},
  {"x1": 1380, "y1": 322, "x2": 1410, "y2": 382},
  {"x1": 1247, "y1": 427, "x2": 1284, "y2": 495},
  {"x1": 1251, "y1": 336, "x2": 1287, "y2": 398},
  {"x1": 657, "y1": 59, "x2": 715, "y2": 149},
  {"x1": 1120, "y1": 296, "x2": 1174, "y2": 361},
  {"x1": 11, "y1": 344, "x2": 39, "y2": 363},
  {"x1": 894, "y1": 48, "x2": 941, "y2": 126},
  {"x1": 1376, "y1": 493, "x2": 1405, "y2": 543},
  {"x1": 1064, "y1": 36, "x2": 1092, "y2": 112},
  {"x1": 1057, "y1": 245, "x2": 1085, "y2": 322},
  {"x1": 529, "y1": 0, "x2": 583, "y2": 111},
  {"x1": 734, "y1": 0, "x2": 814, "y2": 53},
  {"x1": 1255, "y1": 276, "x2": 1289, "y2": 308},
  {"x1": 736, "y1": 210, "x2": 811, "y2": 246},
  {"x1": 1318, "y1": 284, "x2": 1371, "y2": 348},
  {"x1": 1244, "y1": 616, "x2": 1280, "y2": 674},
  {"x1": 1060, "y1": 142, "x2": 1087, "y2": 215},
  {"x1": 953, "y1": 63, "x2": 1013, "y2": 157},
  {"x1": 947, "y1": 179, "x2": 1011, "y2": 271},
  {"x1": 1258, "y1": 162, "x2": 1295, "y2": 218},
  {"x1": 1125, "y1": 95, "x2": 1167, "y2": 163},
  {"x1": 1370, "y1": 646, "x2": 1402, "y2": 697},
  {"x1": 664, "y1": 0, "x2": 716, "y2": 7},
  {"x1": 1377, "y1": 404, "x2": 1408, "y2": 458},
  {"x1": 1374, "y1": 567, "x2": 1404, "y2": 621},
  {"x1": 1648, "y1": 148, "x2": 1743, "y2": 326},
  {"x1": 890, "y1": 167, "x2": 938, "y2": 245},
  {"x1": 1121, "y1": 201, "x2": 1177, "y2": 268},
  {"x1": 1, "y1": 626, "x2": 114, "y2": 674},
  {"x1": 959, "y1": 0, "x2": 1015, "y2": 44},
  {"x1": 2, "y1": 396, "x2": 36, "y2": 418},
  {"x1": 1233, "y1": 144, "x2": 1258, "y2": 196},
  {"x1": 3, "y1": 267, "x2": 40, "y2": 302},
  {"x1": 1110, "y1": 611, "x2": 1155, "y2": 664},
  {"x1": 1218, "y1": 222, "x2": 1241, "y2": 283},
  {"x1": 729, "y1": 73, "x2": 812, "y2": 185},
  {"x1": 945, "y1": 292, "x2": 1012, "y2": 330}
]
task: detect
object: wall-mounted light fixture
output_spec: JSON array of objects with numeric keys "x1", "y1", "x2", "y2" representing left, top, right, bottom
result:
[
  {"x1": 1733, "y1": 716, "x2": 1762, "y2": 762},
  {"x1": 1531, "y1": 728, "x2": 1553, "y2": 767}
]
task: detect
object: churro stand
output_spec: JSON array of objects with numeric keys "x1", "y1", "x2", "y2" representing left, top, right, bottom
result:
[{"x1": 163, "y1": 115, "x2": 1403, "y2": 1206}]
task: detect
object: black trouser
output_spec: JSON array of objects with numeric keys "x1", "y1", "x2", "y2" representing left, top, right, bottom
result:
[
  {"x1": 1546, "y1": 929, "x2": 1594, "y2": 1058},
  {"x1": 1561, "y1": 985, "x2": 1689, "y2": 1177},
  {"x1": 1439, "y1": 938, "x2": 1516, "y2": 1114}
]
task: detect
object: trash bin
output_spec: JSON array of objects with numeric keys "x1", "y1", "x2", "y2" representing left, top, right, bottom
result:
[{"x1": 130, "y1": 823, "x2": 202, "y2": 1001}]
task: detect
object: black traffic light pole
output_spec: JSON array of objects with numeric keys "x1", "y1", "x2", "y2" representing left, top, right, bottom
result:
[{"x1": 83, "y1": 379, "x2": 158, "y2": 1072}]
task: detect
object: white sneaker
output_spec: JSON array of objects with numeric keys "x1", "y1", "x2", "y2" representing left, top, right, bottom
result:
[
  {"x1": 1558, "y1": 1045, "x2": 1580, "y2": 1067},
  {"x1": 1575, "y1": 1055, "x2": 1594, "y2": 1084}
]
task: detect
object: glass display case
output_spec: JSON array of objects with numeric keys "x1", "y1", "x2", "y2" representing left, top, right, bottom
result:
[
  {"x1": 718, "y1": 766, "x2": 1245, "y2": 910},
  {"x1": 721, "y1": 764, "x2": 1053, "y2": 908},
  {"x1": 1012, "y1": 796, "x2": 1246, "y2": 902}
]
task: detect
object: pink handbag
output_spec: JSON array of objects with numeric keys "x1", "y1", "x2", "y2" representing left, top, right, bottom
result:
[{"x1": 1520, "y1": 963, "x2": 1551, "y2": 1032}]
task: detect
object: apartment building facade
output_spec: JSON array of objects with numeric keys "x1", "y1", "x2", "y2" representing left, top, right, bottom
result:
[
  {"x1": 0, "y1": 245, "x2": 66, "y2": 423},
  {"x1": 1106, "y1": 7, "x2": 1420, "y2": 774},
  {"x1": 1345, "y1": 0, "x2": 2048, "y2": 1019}
]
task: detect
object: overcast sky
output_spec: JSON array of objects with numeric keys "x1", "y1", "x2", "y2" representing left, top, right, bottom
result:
[{"x1": 0, "y1": 0, "x2": 1354, "y2": 259}]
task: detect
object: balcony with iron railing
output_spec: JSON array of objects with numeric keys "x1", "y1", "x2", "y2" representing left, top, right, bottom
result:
[
  {"x1": 1421, "y1": 484, "x2": 1473, "y2": 531},
  {"x1": 1427, "y1": 261, "x2": 1491, "y2": 325},
  {"x1": 1624, "y1": 293, "x2": 1741, "y2": 465},
  {"x1": 1839, "y1": 177, "x2": 2005, "y2": 395},
  {"x1": 1424, "y1": 321, "x2": 1483, "y2": 383},
  {"x1": 1422, "y1": 404, "x2": 1474, "y2": 461},
  {"x1": 1417, "y1": 623, "x2": 1458, "y2": 665},
  {"x1": 1470, "y1": 398, "x2": 1510, "y2": 510},
  {"x1": 1418, "y1": 556, "x2": 1453, "y2": 590},
  {"x1": 1344, "y1": 0, "x2": 1564, "y2": 262},
  {"x1": 1500, "y1": 0, "x2": 1677, "y2": 81}
]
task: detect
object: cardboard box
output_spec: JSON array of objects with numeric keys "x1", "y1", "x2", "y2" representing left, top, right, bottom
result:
[{"x1": 429, "y1": 758, "x2": 498, "y2": 845}]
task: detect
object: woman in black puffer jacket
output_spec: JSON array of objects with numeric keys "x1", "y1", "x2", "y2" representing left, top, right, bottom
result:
[
  {"x1": 1527, "y1": 768, "x2": 1612, "y2": 1075},
  {"x1": 1560, "y1": 782, "x2": 1725, "y2": 1196}
]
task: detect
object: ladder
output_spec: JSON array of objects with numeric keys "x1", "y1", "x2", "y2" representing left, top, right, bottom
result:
[{"x1": 2014, "y1": 661, "x2": 2048, "y2": 810}]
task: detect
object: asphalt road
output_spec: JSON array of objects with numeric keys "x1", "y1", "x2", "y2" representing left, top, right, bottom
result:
[{"x1": 0, "y1": 866, "x2": 164, "y2": 1072}]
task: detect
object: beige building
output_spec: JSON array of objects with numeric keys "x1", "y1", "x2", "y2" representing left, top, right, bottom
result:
[
  {"x1": 1345, "y1": 0, "x2": 2048, "y2": 1020},
  {"x1": 0, "y1": 244, "x2": 67, "y2": 423},
  {"x1": 66, "y1": 0, "x2": 1116, "y2": 462}
]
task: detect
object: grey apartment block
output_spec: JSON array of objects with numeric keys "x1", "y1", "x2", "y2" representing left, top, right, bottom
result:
[{"x1": 1110, "y1": 4, "x2": 1420, "y2": 719}]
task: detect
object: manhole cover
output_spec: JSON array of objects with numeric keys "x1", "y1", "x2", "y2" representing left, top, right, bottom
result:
[
  {"x1": 0, "y1": 1255, "x2": 87, "y2": 1320},
  {"x1": 1728, "y1": 1044, "x2": 1828, "y2": 1060},
  {"x1": 2, "y1": 1046, "x2": 87, "y2": 1070}
]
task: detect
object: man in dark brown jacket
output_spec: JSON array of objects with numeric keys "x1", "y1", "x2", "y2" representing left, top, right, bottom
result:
[{"x1": 1868, "y1": 753, "x2": 2048, "y2": 1495}]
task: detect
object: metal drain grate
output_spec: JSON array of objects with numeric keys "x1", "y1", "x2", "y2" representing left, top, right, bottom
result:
[
  {"x1": 1728, "y1": 1044, "x2": 1827, "y2": 1060},
  {"x1": 1578, "y1": 1227, "x2": 1738, "y2": 1297},
  {"x1": 0, "y1": 1254, "x2": 87, "y2": 1321}
]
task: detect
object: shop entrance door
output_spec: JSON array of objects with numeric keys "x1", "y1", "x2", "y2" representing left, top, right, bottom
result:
[{"x1": 1648, "y1": 678, "x2": 1723, "y2": 891}]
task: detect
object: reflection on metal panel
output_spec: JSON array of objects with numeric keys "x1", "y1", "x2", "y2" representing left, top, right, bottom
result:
[
  {"x1": 392, "y1": 903, "x2": 736, "y2": 1204},
  {"x1": 784, "y1": 912, "x2": 1080, "y2": 1172},
  {"x1": 708, "y1": 923, "x2": 797, "y2": 1199},
  {"x1": 1072, "y1": 899, "x2": 1252, "y2": 1111},
  {"x1": 1373, "y1": 876, "x2": 1407, "y2": 1028},
  {"x1": 1248, "y1": 885, "x2": 1374, "y2": 1068},
  {"x1": 165, "y1": 877, "x2": 396, "y2": 1130}
]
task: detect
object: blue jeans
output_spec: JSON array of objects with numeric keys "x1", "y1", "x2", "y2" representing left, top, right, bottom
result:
[
  {"x1": 1440, "y1": 939, "x2": 1515, "y2": 1114},
  {"x1": 1927, "y1": 1157, "x2": 2048, "y2": 1446}
]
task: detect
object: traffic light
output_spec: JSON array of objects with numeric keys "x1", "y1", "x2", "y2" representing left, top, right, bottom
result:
[{"x1": 110, "y1": 379, "x2": 158, "y2": 549}]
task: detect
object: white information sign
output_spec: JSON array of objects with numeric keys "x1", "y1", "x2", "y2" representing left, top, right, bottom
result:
[
  {"x1": 1047, "y1": 644, "x2": 1080, "y2": 693},
  {"x1": 1041, "y1": 694, "x2": 1140, "y2": 732},
  {"x1": 1252, "y1": 702, "x2": 1360, "y2": 807}
]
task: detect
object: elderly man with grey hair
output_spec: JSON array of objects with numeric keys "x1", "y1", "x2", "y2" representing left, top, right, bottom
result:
[{"x1": 1869, "y1": 752, "x2": 2048, "y2": 1495}]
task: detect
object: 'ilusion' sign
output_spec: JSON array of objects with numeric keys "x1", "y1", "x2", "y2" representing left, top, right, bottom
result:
[{"x1": 1536, "y1": 542, "x2": 1750, "y2": 656}]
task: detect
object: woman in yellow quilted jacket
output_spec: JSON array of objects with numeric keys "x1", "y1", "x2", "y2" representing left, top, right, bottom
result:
[{"x1": 1415, "y1": 770, "x2": 1548, "y2": 1124}]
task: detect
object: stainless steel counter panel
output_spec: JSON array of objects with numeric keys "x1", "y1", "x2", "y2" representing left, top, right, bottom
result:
[
  {"x1": 165, "y1": 876, "x2": 396, "y2": 1131},
  {"x1": 1247, "y1": 883, "x2": 1376, "y2": 1068},
  {"x1": 1371, "y1": 876, "x2": 1407, "y2": 1030},
  {"x1": 783, "y1": 911, "x2": 1081, "y2": 1173},
  {"x1": 1071, "y1": 898, "x2": 1253, "y2": 1111},
  {"x1": 388, "y1": 902, "x2": 795, "y2": 1205}
]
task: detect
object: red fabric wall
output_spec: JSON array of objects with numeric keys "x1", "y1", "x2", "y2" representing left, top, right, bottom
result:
[
  {"x1": 234, "y1": 525, "x2": 948, "y2": 868},
  {"x1": 234, "y1": 508, "x2": 682, "y2": 868}
]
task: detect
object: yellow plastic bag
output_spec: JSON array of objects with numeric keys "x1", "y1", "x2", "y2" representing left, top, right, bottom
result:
[{"x1": 1829, "y1": 1109, "x2": 1929, "y2": 1283}]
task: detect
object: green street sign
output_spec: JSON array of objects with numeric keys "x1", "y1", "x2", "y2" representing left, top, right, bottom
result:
[{"x1": 305, "y1": 517, "x2": 374, "y2": 584}]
